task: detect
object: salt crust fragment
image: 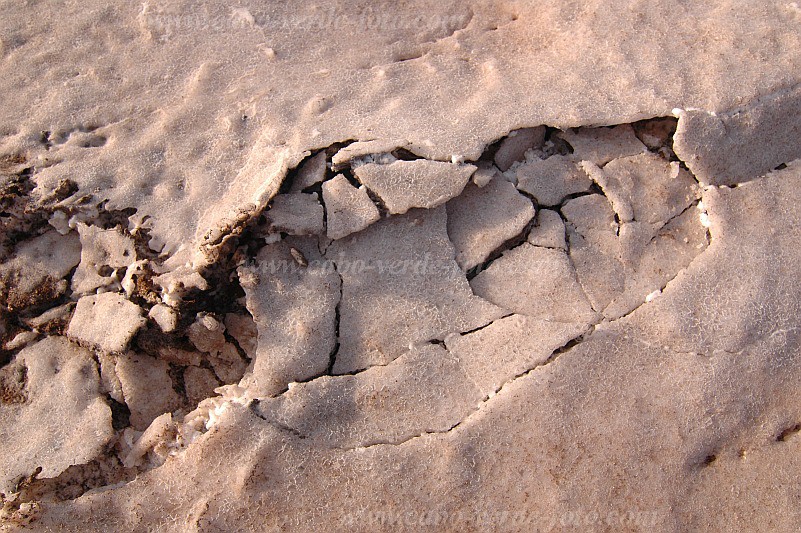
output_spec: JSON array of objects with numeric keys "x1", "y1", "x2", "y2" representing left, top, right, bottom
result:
[
  {"x1": 446, "y1": 177, "x2": 535, "y2": 271},
  {"x1": 0, "y1": 337, "x2": 113, "y2": 494},
  {"x1": 322, "y1": 174, "x2": 381, "y2": 240},
  {"x1": 67, "y1": 292, "x2": 146, "y2": 353},
  {"x1": 354, "y1": 160, "x2": 475, "y2": 215}
]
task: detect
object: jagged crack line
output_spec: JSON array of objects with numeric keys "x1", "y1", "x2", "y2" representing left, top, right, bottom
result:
[
  {"x1": 336, "y1": 326, "x2": 592, "y2": 452},
  {"x1": 420, "y1": 313, "x2": 515, "y2": 346},
  {"x1": 642, "y1": 199, "x2": 701, "y2": 249},
  {"x1": 466, "y1": 212, "x2": 538, "y2": 280},
  {"x1": 327, "y1": 262, "x2": 343, "y2": 375},
  {"x1": 249, "y1": 400, "x2": 308, "y2": 440}
]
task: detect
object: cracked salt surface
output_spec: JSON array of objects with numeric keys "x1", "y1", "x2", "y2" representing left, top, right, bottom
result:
[
  {"x1": 1, "y1": 2, "x2": 801, "y2": 525},
  {"x1": 3, "y1": 109, "x2": 800, "y2": 530},
  {"x1": 0, "y1": 116, "x2": 722, "y2": 524}
]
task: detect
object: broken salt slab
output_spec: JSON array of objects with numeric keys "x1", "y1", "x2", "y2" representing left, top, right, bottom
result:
[
  {"x1": 148, "y1": 304, "x2": 177, "y2": 333},
  {"x1": 354, "y1": 160, "x2": 476, "y2": 215},
  {"x1": 562, "y1": 195, "x2": 625, "y2": 312},
  {"x1": 116, "y1": 352, "x2": 183, "y2": 431},
  {"x1": 494, "y1": 126, "x2": 546, "y2": 171},
  {"x1": 97, "y1": 352, "x2": 124, "y2": 403},
  {"x1": 24, "y1": 303, "x2": 74, "y2": 331},
  {"x1": 256, "y1": 344, "x2": 483, "y2": 448},
  {"x1": 290, "y1": 152, "x2": 328, "y2": 192},
  {"x1": 470, "y1": 244, "x2": 598, "y2": 324},
  {"x1": 446, "y1": 178, "x2": 535, "y2": 271},
  {"x1": 445, "y1": 314, "x2": 588, "y2": 397},
  {"x1": 4, "y1": 330, "x2": 38, "y2": 351},
  {"x1": 11, "y1": 1, "x2": 801, "y2": 527},
  {"x1": 331, "y1": 139, "x2": 408, "y2": 171},
  {"x1": 188, "y1": 314, "x2": 226, "y2": 355},
  {"x1": 0, "y1": 337, "x2": 113, "y2": 494},
  {"x1": 327, "y1": 206, "x2": 505, "y2": 374},
  {"x1": 322, "y1": 174, "x2": 381, "y2": 240},
  {"x1": 153, "y1": 267, "x2": 208, "y2": 307},
  {"x1": 224, "y1": 313, "x2": 257, "y2": 359},
  {"x1": 266, "y1": 193, "x2": 325, "y2": 236},
  {"x1": 122, "y1": 412, "x2": 174, "y2": 469},
  {"x1": 515, "y1": 155, "x2": 594, "y2": 206},
  {"x1": 208, "y1": 342, "x2": 249, "y2": 384},
  {"x1": 71, "y1": 223, "x2": 137, "y2": 295},
  {"x1": 603, "y1": 208, "x2": 709, "y2": 319},
  {"x1": 67, "y1": 292, "x2": 146, "y2": 353},
  {"x1": 472, "y1": 161, "x2": 499, "y2": 187},
  {"x1": 673, "y1": 85, "x2": 801, "y2": 185},
  {"x1": 0, "y1": 230, "x2": 81, "y2": 310},
  {"x1": 239, "y1": 240, "x2": 340, "y2": 397},
  {"x1": 158, "y1": 346, "x2": 202, "y2": 367},
  {"x1": 562, "y1": 187, "x2": 708, "y2": 320},
  {"x1": 528, "y1": 209, "x2": 567, "y2": 250},
  {"x1": 558, "y1": 124, "x2": 647, "y2": 166},
  {"x1": 595, "y1": 153, "x2": 699, "y2": 227}
]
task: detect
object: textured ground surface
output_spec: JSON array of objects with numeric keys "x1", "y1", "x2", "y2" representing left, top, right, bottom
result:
[{"x1": 1, "y1": 1, "x2": 801, "y2": 531}]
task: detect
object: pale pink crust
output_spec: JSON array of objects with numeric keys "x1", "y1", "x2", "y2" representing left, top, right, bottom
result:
[{"x1": 1, "y1": 2, "x2": 801, "y2": 531}]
